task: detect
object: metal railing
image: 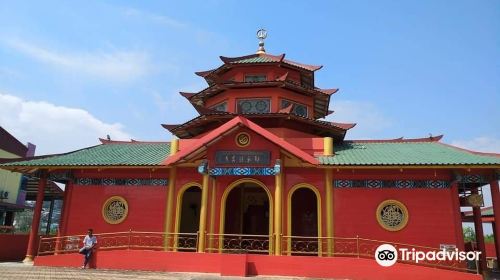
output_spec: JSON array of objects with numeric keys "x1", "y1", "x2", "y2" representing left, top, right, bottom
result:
[
  {"x1": 37, "y1": 231, "x2": 198, "y2": 255},
  {"x1": 205, "y1": 233, "x2": 272, "y2": 254},
  {"x1": 281, "y1": 235, "x2": 477, "y2": 273},
  {"x1": 38, "y1": 232, "x2": 478, "y2": 274}
]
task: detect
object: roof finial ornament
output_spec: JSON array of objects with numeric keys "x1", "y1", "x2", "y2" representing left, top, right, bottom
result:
[{"x1": 256, "y1": 28, "x2": 267, "y2": 54}]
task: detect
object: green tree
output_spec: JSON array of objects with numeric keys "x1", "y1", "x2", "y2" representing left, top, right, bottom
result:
[
  {"x1": 463, "y1": 226, "x2": 476, "y2": 242},
  {"x1": 463, "y1": 226, "x2": 496, "y2": 243}
]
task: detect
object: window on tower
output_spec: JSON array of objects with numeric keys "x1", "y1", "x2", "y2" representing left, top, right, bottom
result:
[
  {"x1": 280, "y1": 99, "x2": 308, "y2": 117},
  {"x1": 244, "y1": 74, "x2": 267, "y2": 83},
  {"x1": 210, "y1": 101, "x2": 228, "y2": 112},
  {"x1": 237, "y1": 98, "x2": 271, "y2": 114}
]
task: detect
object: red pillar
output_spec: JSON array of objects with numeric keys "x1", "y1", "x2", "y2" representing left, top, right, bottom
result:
[
  {"x1": 472, "y1": 187, "x2": 487, "y2": 273},
  {"x1": 450, "y1": 182, "x2": 465, "y2": 251},
  {"x1": 490, "y1": 179, "x2": 500, "y2": 268},
  {"x1": 23, "y1": 172, "x2": 47, "y2": 263},
  {"x1": 59, "y1": 181, "x2": 73, "y2": 236}
]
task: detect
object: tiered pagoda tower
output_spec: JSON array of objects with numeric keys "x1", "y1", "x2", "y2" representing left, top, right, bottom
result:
[{"x1": 162, "y1": 33, "x2": 355, "y2": 141}]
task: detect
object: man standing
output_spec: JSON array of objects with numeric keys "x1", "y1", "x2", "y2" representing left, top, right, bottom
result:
[{"x1": 79, "y1": 229, "x2": 97, "y2": 269}]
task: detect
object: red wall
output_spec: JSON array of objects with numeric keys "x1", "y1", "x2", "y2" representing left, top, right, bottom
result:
[
  {"x1": 34, "y1": 251, "x2": 480, "y2": 280},
  {"x1": 64, "y1": 185, "x2": 167, "y2": 235},
  {"x1": 334, "y1": 188, "x2": 458, "y2": 247}
]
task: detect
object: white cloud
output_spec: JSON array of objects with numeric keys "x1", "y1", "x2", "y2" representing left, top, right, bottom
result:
[
  {"x1": 0, "y1": 92, "x2": 132, "y2": 155},
  {"x1": 122, "y1": 7, "x2": 187, "y2": 29},
  {"x1": 4, "y1": 39, "x2": 150, "y2": 83},
  {"x1": 451, "y1": 137, "x2": 500, "y2": 153},
  {"x1": 326, "y1": 100, "x2": 392, "y2": 139}
]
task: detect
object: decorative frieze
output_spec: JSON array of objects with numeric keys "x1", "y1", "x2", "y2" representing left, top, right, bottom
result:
[
  {"x1": 333, "y1": 179, "x2": 449, "y2": 189},
  {"x1": 74, "y1": 178, "x2": 168, "y2": 186},
  {"x1": 460, "y1": 175, "x2": 487, "y2": 184},
  {"x1": 209, "y1": 167, "x2": 277, "y2": 176}
]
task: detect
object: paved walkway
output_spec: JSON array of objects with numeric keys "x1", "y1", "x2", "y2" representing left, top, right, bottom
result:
[{"x1": 0, "y1": 262, "x2": 327, "y2": 280}]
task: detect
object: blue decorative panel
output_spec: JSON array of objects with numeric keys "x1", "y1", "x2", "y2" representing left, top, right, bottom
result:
[
  {"x1": 333, "y1": 179, "x2": 449, "y2": 189},
  {"x1": 334, "y1": 180, "x2": 352, "y2": 188},
  {"x1": 209, "y1": 167, "x2": 276, "y2": 176},
  {"x1": 75, "y1": 178, "x2": 168, "y2": 186},
  {"x1": 237, "y1": 99, "x2": 270, "y2": 114}
]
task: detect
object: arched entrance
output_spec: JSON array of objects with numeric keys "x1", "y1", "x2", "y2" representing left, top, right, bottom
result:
[
  {"x1": 287, "y1": 184, "x2": 322, "y2": 256},
  {"x1": 220, "y1": 178, "x2": 273, "y2": 254},
  {"x1": 175, "y1": 183, "x2": 201, "y2": 251}
]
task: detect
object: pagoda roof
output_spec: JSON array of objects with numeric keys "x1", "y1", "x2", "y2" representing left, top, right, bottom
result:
[
  {"x1": 181, "y1": 80, "x2": 336, "y2": 119},
  {"x1": 195, "y1": 53, "x2": 322, "y2": 84},
  {"x1": 219, "y1": 53, "x2": 323, "y2": 71},
  {"x1": 162, "y1": 112, "x2": 355, "y2": 140}
]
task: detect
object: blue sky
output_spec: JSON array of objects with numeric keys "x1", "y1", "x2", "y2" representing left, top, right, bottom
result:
[{"x1": 0, "y1": 0, "x2": 498, "y2": 155}]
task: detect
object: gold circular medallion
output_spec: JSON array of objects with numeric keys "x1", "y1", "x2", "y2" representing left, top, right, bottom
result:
[
  {"x1": 235, "y1": 132, "x2": 250, "y2": 147},
  {"x1": 376, "y1": 200, "x2": 409, "y2": 231},
  {"x1": 102, "y1": 196, "x2": 128, "y2": 224}
]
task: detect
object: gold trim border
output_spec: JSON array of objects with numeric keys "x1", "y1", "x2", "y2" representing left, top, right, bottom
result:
[
  {"x1": 376, "y1": 199, "x2": 409, "y2": 232},
  {"x1": 102, "y1": 196, "x2": 129, "y2": 225}
]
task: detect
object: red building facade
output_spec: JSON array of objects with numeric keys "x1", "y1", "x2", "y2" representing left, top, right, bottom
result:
[{"x1": 2, "y1": 34, "x2": 499, "y2": 279}]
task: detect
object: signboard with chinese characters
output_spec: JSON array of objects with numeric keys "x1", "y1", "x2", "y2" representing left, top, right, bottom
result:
[{"x1": 215, "y1": 151, "x2": 270, "y2": 165}]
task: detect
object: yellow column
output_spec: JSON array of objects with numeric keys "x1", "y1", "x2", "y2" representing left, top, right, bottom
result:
[
  {"x1": 325, "y1": 169, "x2": 333, "y2": 256},
  {"x1": 274, "y1": 169, "x2": 283, "y2": 255},
  {"x1": 208, "y1": 177, "x2": 217, "y2": 252},
  {"x1": 164, "y1": 138, "x2": 178, "y2": 250},
  {"x1": 197, "y1": 173, "x2": 210, "y2": 253},
  {"x1": 324, "y1": 137, "x2": 334, "y2": 257}
]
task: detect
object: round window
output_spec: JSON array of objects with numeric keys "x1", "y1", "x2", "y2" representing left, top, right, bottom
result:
[
  {"x1": 376, "y1": 200, "x2": 409, "y2": 231},
  {"x1": 102, "y1": 196, "x2": 129, "y2": 224}
]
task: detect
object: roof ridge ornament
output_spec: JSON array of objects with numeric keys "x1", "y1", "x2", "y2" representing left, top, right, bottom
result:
[{"x1": 256, "y1": 28, "x2": 267, "y2": 54}]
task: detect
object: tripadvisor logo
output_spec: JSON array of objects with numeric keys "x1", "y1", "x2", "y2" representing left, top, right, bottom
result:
[
  {"x1": 375, "y1": 244, "x2": 398, "y2": 267},
  {"x1": 374, "y1": 244, "x2": 481, "y2": 267}
]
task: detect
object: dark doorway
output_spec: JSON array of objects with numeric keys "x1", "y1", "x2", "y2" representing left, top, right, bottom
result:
[
  {"x1": 224, "y1": 182, "x2": 270, "y2": 253},
  {"x1": 291, "y1": 187, "x2": 319, "y2": 255},
  {"x1": 178, "y1": 186, "x2": 201, "y2": 251}
]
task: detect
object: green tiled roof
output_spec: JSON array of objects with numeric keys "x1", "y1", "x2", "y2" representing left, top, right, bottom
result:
[
  {"x1": 1, "y1": 141, "x2": 498, "y2": 168},
  {"x1": 1, "y1": 143, "x2": 170, "y2": 167},
  {"x1": 233, "y1": 56, "x2": 276, "y2": 64},
  {"x1": 318, "y1": 142, "x2": 500, "y2": 166}
]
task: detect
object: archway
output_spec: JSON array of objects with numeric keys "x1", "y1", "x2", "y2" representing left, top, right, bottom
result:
[
  {"x1": 220, "y1": 178, "x2": 273, "y2": 254},
  {"x1": 175, "y1": 183, "x2": 201, "y2": 251},
  {"x1": 287, "y1": 184, "x2": 322, "y2": 256}
]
